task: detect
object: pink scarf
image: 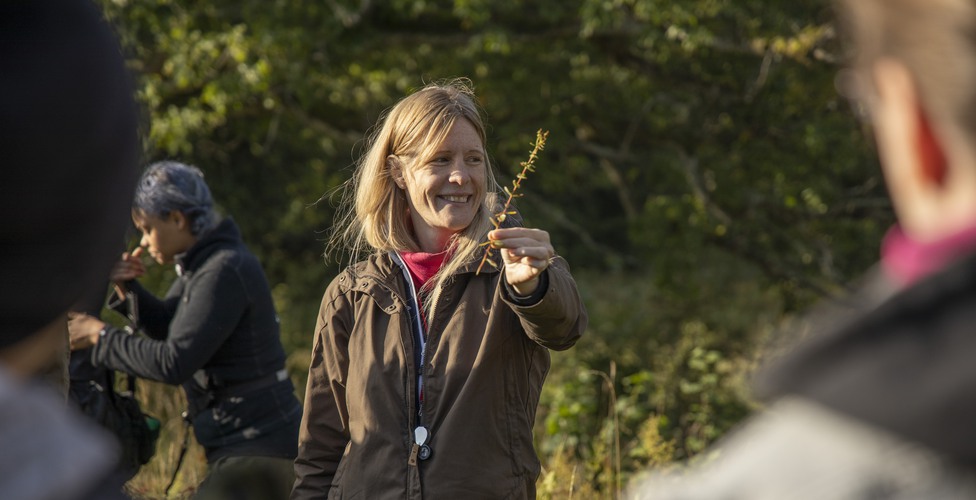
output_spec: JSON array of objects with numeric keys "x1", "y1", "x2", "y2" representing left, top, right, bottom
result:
[{"x1": 881, "y1": 223, "x2": 976, "y2": 287}]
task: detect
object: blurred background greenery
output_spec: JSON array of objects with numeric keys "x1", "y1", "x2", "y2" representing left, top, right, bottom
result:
[{"x1": 96, "y1": 0, "x2": 889, "y2": 497}]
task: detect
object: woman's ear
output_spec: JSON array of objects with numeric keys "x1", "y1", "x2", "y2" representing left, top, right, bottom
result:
[
  {"x1": 873, "y1": 58, "x2": 947, "y2": 190},
  {"x1": 170, "y1": 211, "x2": 190, "y2": 230},
  {"x1": 387, "y1": 155, "x2": 406, "y2": 189},
  {"x1": 915, "y1": 103, "x2": 947, "y2": 187}
]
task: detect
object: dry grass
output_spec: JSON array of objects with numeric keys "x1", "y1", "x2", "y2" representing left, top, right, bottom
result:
[
  {"x1": 123, "y1": 349, "x2": 313, "y2": 499},
  {"x1": 123, "y1": 350, "x2": 674, "y2": 500},
  {"x1": 125, "y1": 379, "x2": 206, "y2": 499}
]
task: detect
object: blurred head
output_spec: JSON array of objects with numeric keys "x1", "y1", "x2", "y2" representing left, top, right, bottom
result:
[
  {"x1": 331, "y1": 79, "x2": 500, "y2": 281},
  {"x1": 837, "y1": 0, "x2": 976, "y2": 240},
  {"x1": 132, "y1": 161, "x2": 217, "y2": 262},
  {"x1": 0, "y1": 0, "x2": 139, "y2": 360}
]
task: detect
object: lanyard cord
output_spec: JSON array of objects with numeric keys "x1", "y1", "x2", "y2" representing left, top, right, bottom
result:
[{"x1": 390, "y1": 252, "x2": 427, "y2": 408}]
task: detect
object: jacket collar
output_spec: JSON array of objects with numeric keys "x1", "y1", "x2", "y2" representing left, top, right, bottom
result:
[
  {"x1": 343, "y1": 248, "x2": 500, "y2": 311},
  {"x1": 174, "y1": 218, "x2": 241, "y2": 276}
]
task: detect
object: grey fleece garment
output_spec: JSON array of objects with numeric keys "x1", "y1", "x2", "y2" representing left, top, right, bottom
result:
[{"x1": 0, "y1": 366, "x2": 127, "y2": 500}]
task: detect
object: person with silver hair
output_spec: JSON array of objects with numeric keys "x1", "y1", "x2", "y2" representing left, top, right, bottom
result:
[
  {"x1": 631, "y1": 0, "x2": 976, "y2": 498},
  {"x1": 69, "y1": 161, "x2": 302, "y2": 499}
]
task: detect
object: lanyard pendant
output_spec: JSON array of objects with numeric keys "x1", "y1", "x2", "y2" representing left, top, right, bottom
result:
[{"x1": 414, "y1": 426, "x2": 432, "y2": 461}]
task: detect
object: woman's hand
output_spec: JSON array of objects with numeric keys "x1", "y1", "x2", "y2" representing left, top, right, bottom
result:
[
  {"x1": 110, "y1": 247, "x2": 146, "y2": 283},
  {"x1": 67, "y1": 312, "x2": 105, "y2": 350},
  {"x1": 488, "y1": 227, "x2": 555, "y2": 296},
  {"x1": 110, "y1": 247, "x2": 145, "y2": 300}
]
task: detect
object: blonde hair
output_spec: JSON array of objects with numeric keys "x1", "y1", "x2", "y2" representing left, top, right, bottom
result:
[
  {"x1": 837, "y1": 0, "x2": 976, "y2": 136},
  {"x1": 327, "y1": 78, "x2": 501, "y2": 294}
]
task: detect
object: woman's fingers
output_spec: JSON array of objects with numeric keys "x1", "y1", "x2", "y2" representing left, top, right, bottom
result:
[
  {"x1": 489, "y1": 227, "x2": 550, "y2": 244},
  {"x1": 111, "y1": 247, "x2": 146, "y2": 282},
  {"x1": 493, "y1": 238, "x2": 554, "y2": 262},
  {"x1": 489, "y1": 227, "x2": 555, "y2": 273},
  {"x1": 66, "y1": 313, "x2": 101, "y2": 350},
  {"x1": 489, "y1": 231, "x2": 554, "y2": 256},
  {"x1": 489, "y1": 228, "x2": 556, "y2": 289},
  {"x1": 110, "y1": 263, "x2": 141, "y2": 281},
  {"x1": 502, "y1": 245, "x2": 552, "y2": 260}
]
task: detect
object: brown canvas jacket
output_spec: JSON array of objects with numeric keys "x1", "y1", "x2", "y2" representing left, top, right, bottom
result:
[{"x1": 292, "y1": 252, "x2": 586, "y2": 499}]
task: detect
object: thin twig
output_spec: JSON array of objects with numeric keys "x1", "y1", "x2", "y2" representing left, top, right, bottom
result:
[{"x1": 476, "y1": 129, "x2": 549, "y2": 275}]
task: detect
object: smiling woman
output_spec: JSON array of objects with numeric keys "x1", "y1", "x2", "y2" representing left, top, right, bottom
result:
[{"x1": 292, "y1": 79, "x2": 588, "y2": 499}]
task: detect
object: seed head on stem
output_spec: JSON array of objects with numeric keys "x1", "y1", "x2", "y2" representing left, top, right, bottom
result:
[{"x1": 476, "y1": 129, "x2": 549, "y2": 275}]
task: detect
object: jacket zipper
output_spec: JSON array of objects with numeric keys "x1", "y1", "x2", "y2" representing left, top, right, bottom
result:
[
  {"x1": 418, "y1": 282, "x2": 443, "y2": 425},
  {"x1": 411, "y1": 282, "x2": 444, "y2": 465},
  {"x1": 390, "y1": 253, "x2": 437, "y2": 465}
]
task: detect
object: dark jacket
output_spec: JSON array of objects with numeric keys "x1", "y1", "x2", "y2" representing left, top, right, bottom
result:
[
  {"x1": 758, "y1": 251, "x2": 976, "y2": 465},
  {"x1": 91, "y1": 218, "x2": 301, "y2": 461},
  {"x1": 292, "y1": 252, "x2": 586, "y2": 499},
  {"x1": 632, "y1": 253, "x2": 976, "y2": 499}
]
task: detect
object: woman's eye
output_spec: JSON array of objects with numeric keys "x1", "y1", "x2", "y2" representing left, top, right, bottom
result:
[{"x1": 466, "y1": 156, "x2": 483, "y2": 164}]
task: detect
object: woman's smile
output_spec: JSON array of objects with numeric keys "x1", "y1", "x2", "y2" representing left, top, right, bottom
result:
[{"x1": 438, "y1": 194, "x2": 471, "y2": 204}]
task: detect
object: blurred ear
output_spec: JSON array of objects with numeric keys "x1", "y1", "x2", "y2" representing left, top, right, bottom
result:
[
  {"x1": 873, "y1": 58, "x2": 947, "y2": 190},
  {"x1": 870, "y1": 59, "x2": 920, "y2": 226},
  {"x1": 915, "y1": 103, "x2": 947, "y2": 187},
  {"x1": 387, "y1": 155, "x2": 406, "y2": 189},
  {"x1": 871, "y1": 58, "x2": 958, "y2": 240}
]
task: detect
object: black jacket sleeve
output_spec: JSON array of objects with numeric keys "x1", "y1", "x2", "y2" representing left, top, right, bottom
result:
[
  {"x1": 109, "y1": 280, "x2": 179, "y2": 340},
  {"x1": 92, "y1": 264, "x2": 249, "y2": 384}
]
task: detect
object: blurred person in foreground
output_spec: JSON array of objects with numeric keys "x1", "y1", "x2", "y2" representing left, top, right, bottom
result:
[
  {"x1": 0, "y1": 0, "x2": 140, "y2": 499},
  {"x1": 632, "y1": 0, "x2": 976, "y2": 498},
  {"x1": 291, "y1": 80, "x2": 587, "y2": 499},
  {"x1": 68, "y1": 161, "x2": 303, "y2": 499}
]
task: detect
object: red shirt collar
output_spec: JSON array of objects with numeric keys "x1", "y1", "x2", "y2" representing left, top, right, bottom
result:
[{"x1": 398, "y1": 250, "x2": 450, "y2": 292}]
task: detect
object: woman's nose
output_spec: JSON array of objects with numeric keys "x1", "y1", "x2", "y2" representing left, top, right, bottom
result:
[{"x1": 449, "y1": 162, "x2": 470, "y2": 185}]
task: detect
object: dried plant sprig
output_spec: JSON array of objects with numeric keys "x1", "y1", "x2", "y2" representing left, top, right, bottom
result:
[{"x1": 476, "y1": 129, "x2": 549, "y2": 275}]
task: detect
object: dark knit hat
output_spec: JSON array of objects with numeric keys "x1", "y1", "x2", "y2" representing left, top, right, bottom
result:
[{"x1": 0, "y1": 1, "x2": 140, "y2": 347}]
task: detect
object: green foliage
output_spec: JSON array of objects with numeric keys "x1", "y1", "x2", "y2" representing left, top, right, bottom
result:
[
  {"x1": 96, "y1": 0, "x2": 889, "y2": 496},
  {"x1": 538, "y1": 269, "x2": 768, "y2": 495}
]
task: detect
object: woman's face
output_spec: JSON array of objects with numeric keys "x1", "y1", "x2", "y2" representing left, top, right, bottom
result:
[
  {"x1": 398, "y1": 118, "x2": 487, "y2": 252},
  {"x1": 132, "y1": 210, "x2": 195, "y2": 264}
]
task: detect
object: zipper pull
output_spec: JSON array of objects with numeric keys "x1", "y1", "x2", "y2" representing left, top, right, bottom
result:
[{"x1": 408, "y1": 443, "x2": 420, "y2": 466}]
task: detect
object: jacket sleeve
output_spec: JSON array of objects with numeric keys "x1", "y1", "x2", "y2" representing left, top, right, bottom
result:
[
  {"x1": 501, "y1": 256, "x2": 587, "y2": 351},
  {"x1": 91, "y1": 264, "x2": 248, "y2": 384},
  {"x1": 108, "y1": 280, "x2": 179, "y2": 340},
  {"x1": 292, "y1": 281, "x2": 353, "y2": 499}
]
